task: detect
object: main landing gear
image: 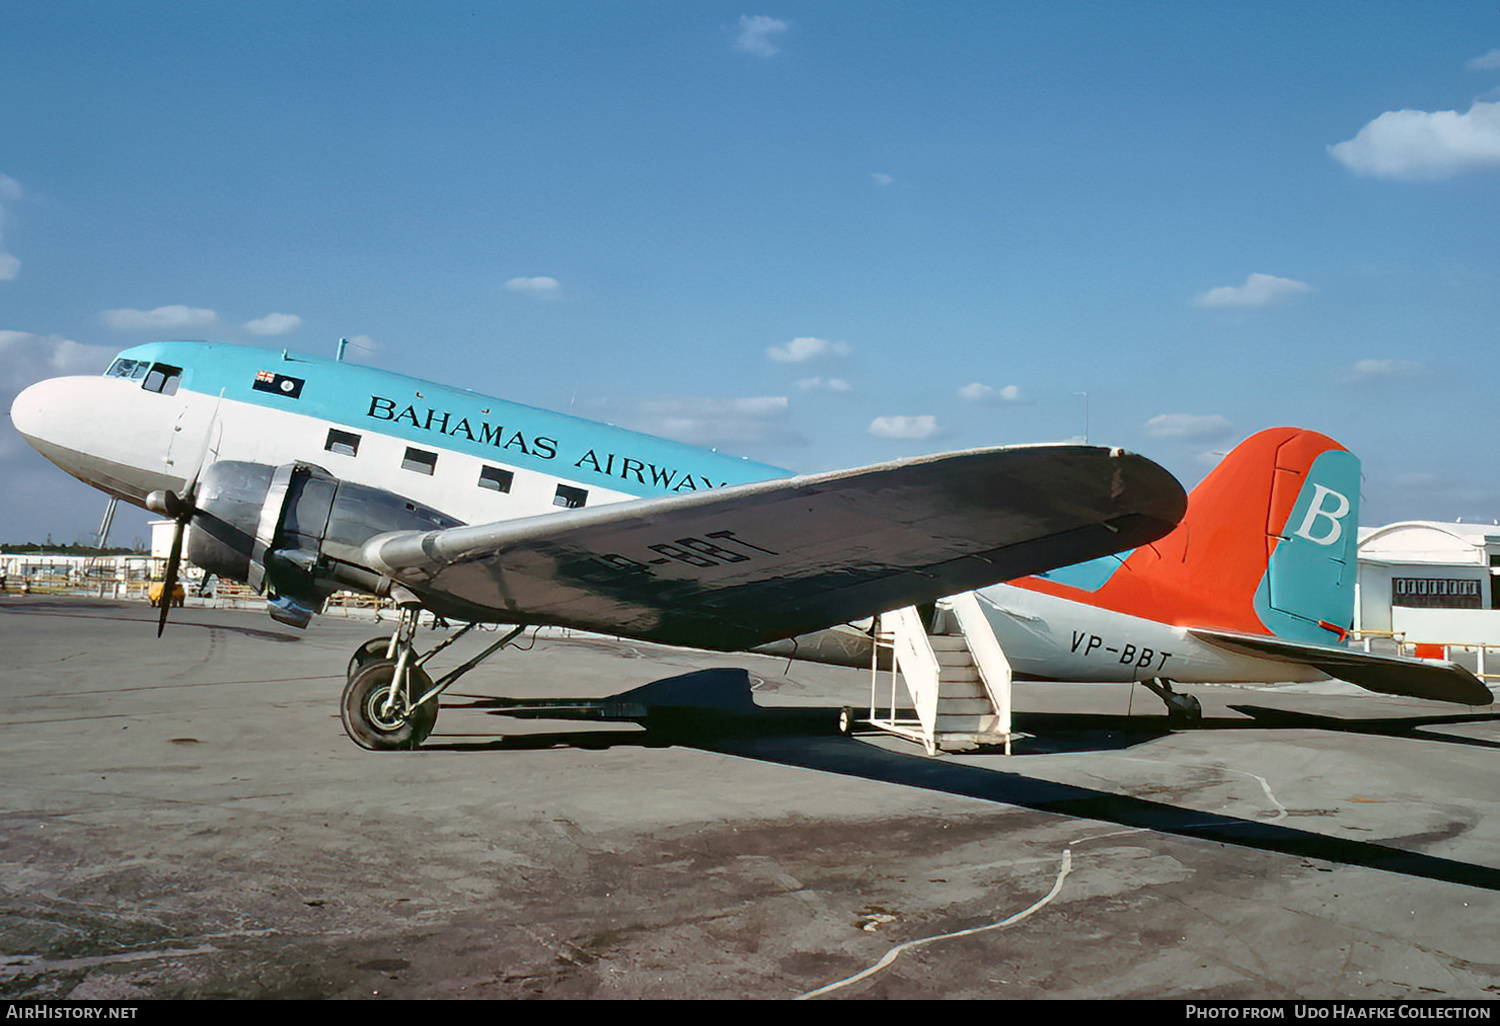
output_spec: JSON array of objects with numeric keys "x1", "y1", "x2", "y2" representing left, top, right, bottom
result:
[
  {"x1": 339, "y1": 608, "x2": 527, "y2": 751},
  {"x1": 1139, "y1": 677, "x2": 1203, "y2": 726}
]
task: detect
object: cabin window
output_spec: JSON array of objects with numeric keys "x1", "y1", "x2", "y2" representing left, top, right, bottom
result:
[
  {"x1": 402, "y1": 447, "x2": 438, "y2": 475},
  {"x1": 478, "y1": 466, "x2": 514, "y2": 493},
  {"x1": 554, "y1": 484, "x2": 588, "y2": 509},
  {"x1": 141, "y1": 363, "x2": 182, "y2": 395},
  {"x1": 325, "y1": 429, "x2": 361, "y2": 457}
]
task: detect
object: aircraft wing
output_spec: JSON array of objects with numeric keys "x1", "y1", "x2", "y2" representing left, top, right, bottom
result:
[
  {"x1": 361, "y1": 444, "x2": 1186, "y2": 651},
  {"x1": 1191, "y1": 629, "x2": 1495, "y2": 706}
]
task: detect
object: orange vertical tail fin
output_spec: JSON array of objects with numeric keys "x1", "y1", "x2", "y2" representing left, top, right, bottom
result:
[{"x1": 1015, "y1": 427, "x2": 1359, "y2": 643}]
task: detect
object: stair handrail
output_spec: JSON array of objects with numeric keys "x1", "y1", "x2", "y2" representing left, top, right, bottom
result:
[
  {"x1": 882, "y1": 606, "x2": 940, "y2": 754},
  {"x1": 945, "y1": 591, "x2": 1014, "y2": 739}
]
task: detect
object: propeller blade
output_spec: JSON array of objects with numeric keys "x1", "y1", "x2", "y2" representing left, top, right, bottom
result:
[
  {"x1": 157, "y1": 518, "x2": 185, "y2": 637},
  {"x1": 181, "y1": 390, "x2": 224, "y2": 503},
  {"x1": 155, "y1": 392, "x2": 222, "y2": 637}
]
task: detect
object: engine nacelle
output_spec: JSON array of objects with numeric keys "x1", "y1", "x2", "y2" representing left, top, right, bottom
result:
[{"x1": 185, "y1": 460, "x2": 461, "y2": 627}]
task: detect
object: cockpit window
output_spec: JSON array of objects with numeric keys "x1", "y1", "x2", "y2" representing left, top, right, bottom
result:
[
  {"x1": 105, "y1": 358, "x2": 150, "y2": 382},
  {"x1": 141, "y1": 363, "x2": 182, "y2": 395}
]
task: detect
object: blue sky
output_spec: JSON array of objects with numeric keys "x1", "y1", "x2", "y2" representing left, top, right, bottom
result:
[{"x1": 3, "y1": 1, "x2": 1499, "y2": 545}]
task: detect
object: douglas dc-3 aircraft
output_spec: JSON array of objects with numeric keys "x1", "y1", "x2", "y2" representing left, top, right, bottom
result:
[
  {"x1": 971, "y1": 427, "x2": 1494, "y2": 717},
  {"x1": 10, "y1": 340, "x2": 1187, "y2": 750}
]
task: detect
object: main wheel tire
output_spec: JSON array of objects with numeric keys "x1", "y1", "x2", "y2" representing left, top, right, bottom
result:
[
  {"x1": 347, "y1": 637, "x2": 392, "y2": 682},
  {"x1": 341, "y1": 659, "x2": 439, "y2": 751}
]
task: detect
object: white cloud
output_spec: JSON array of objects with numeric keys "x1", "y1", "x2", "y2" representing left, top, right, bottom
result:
[
  {"x1": 767, "y1": 336, "x2": 851, "y2": 363},
  {"x1": 1328, "y1": 99, "x2": 1500, "y2": 180},
  {"x1": 1193, "y1": 273, "x2": 1312, "y2": 308},
  {"x1": 631, "y1": 395, "x2": 803, "y2": 447},
  {"x1": 1143, "y1": 413, "x2": 1235, "y2": 443},
  {"x1": 869, "y1": 415, "x2": 939, "y2": 440},
  {"x1": 0, "y1": 253, "x2": 17, "y2": 282},
  {"x1": 1340, "y1": 358, "x2": 1427, "y2": 384},
  {"x1": 735, "y1": 15, "x2": 789, "y2": 57},
  {"x1": 100, "y1": 305, "x2": 218, "y2": 331},
  {"x1": 504, "y1": 276, "x2": 561, "y2": 296},
  {"x1": 243, "y1": 312, "x2": 301, "y2": 336},
  {"x1": 0, "y1": 176, "x2": 20, "y2": 202},
  {"x1": 1468, "y1": 49, "x2": 1500, "y2": 72},
  {"x1": 958, "y1": 382, "x2": 1023, "y2": 404},
  {"x1": 796, "y1": 376, "x2": 852, "y2": 392},
  {"x1": 871, "y1": 173, "x2": 894, "y2": 186},
  {"x1": 0, "y1": 331, "x2": 116, "y2": 392}
]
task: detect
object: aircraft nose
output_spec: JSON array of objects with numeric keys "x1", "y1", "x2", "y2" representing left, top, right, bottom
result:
[
  {"x1": 10, "y1": 373, "x2": 185, "y2": 503},
  {"x1": 9, "y1": 377, "x2": 62, "y2": 445},
  {"x1": 10, "y1": 374, "x2": 118, "y2": 468}
]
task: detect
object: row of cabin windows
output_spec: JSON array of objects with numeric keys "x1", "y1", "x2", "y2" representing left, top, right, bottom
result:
[{"x1": 323, "y1": 428, "x2": 587, "y2": 509}]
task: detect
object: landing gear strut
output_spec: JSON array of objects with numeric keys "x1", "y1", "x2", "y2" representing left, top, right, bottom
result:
[
  {"x1": 338, "y1": 608, "x2": 527, "y2": 751},
  {"x1": 1140, "y1": 677, "x2": 1202, "y2": 726}
]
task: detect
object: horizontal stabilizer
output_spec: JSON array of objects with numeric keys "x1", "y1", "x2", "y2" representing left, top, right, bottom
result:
[
  {"x1": 1191, "y1": 629, "x2": 1495, "y2": 706},
  {"x1": 365, "y1": 444, "x2": 1186, "y2": 651}
]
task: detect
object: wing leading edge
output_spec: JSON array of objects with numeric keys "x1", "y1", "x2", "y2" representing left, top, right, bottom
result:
[
  {"x1": 1192, "y1": 629, "x2": 1495, "y2": 706},
  {"x1": 362, "y1": 444, "x2": 1186, "y2": 651}
]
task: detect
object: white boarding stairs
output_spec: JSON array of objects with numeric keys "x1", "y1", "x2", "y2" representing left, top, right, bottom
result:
[{"x1": 868, "y1": 592, "x2": 1022, "y2": 755}]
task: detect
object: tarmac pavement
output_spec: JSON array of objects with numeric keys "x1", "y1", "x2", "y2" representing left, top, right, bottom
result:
[{"x1": 1, "y1": 595, "x2": 1497, "y2": 1000}]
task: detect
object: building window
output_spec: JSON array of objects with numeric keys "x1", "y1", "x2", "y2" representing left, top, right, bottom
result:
[
  {"x1": 478, "y1": 466, "x2": 514, "y2": 493},
  {"x1": 141, "y1": 364, "x2": 182, "y2": 395},
  {"x1": 325, "y1": 429, "x2": 361, "y2": 457},
  {"x1": 1391, "y1": 577, "x2": 1483, "y2": 609},
  {"x1": 554, "y1": 484, "x2": 588, "y2": 509},
  {"x1": 402, "y1": 447, "x2": 438, "y2": 475}
]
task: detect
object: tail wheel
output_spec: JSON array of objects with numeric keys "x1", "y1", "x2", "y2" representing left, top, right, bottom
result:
[
  {"x1": 1167, "y1": 691, "x2": 1203, "y2": 726},
  {"x1": 341, "y1": 659, "x2": 438, "y2": 751}
]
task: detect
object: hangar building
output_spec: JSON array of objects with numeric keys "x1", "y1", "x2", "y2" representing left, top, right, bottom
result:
[{"x1": 1357, "y1": 521, "x2": 1500, "y2": 675}]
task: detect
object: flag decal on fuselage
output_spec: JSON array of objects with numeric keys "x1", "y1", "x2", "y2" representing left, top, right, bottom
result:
[{"x1": 253, "y1": 370, "x2": 305, "y2": 398}]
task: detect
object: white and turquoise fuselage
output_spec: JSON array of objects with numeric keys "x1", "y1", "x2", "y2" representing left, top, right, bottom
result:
[{"x1": 14, "y1": 341, "x2": 791, "y2": 527}]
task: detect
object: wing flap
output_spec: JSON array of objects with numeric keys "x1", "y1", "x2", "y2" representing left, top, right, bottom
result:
[
  {"x1": 365, "y1": 444, "x2": 1186, "y2": 650},
  {"x1": 1191, "y1": 629, "x2": 1494, "y2": 706}
]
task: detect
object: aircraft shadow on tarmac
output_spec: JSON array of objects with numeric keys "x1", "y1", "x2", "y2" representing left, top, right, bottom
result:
[
  {"x1": 430, "y1": 667, "x2": 1500, "y2": 894},
  {"x1": 0, "y1": 599, "x2": 301, "y2": 642}
]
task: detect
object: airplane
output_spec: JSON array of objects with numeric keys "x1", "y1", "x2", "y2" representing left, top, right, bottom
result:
[
  {"x1": 9, "y1": 339, "x2": 1187, "y2": 750},
  {"x1": 972, "y1": 426, "x2": 1495, "y2": 718}
]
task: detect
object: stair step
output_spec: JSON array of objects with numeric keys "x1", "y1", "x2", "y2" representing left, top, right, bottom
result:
[{"x1": 937, "y1": 698, "x2": 995, "y2": 715}]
